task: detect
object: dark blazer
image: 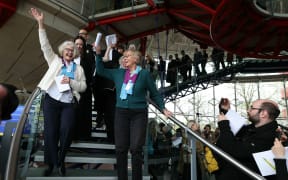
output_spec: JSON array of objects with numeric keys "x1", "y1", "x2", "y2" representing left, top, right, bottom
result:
[{"x1": 215, "y1": 120, "x2": 279, "y2": 180}]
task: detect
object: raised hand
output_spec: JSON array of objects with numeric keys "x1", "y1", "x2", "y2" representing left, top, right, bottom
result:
[
  {"x1": 29, "y1": 8, "x2": 44, "y2": 29},
  {"x1": 271, "y1": 138, "x2": 285, "y2": 158},
  {"x1": 219, "y1": 98, "x2": 230, "y2": 114}
]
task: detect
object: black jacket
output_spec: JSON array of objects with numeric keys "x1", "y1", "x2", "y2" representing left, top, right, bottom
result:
[
  {"x1": 274, "y1": 159, "x2": 288, "y2": 180},
  {"x1": 215, "y1": 120, "x2": 278, "y2": 180}
]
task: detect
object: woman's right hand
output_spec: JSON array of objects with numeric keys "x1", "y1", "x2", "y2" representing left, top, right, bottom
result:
[{"x1": 29, "y1": 8, "x2": 44, "y2": 28}]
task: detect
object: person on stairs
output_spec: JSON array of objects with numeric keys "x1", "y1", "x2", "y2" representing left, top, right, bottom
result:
[
  {"x1": 95, "y1": 45, "x2": 172, "y2": 180},
  {"x1": 30, "y1": 8, "x2": 86, "y2": 176}
]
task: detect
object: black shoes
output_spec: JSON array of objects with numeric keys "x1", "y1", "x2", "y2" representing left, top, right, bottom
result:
[
  {"x1": 43, "y1": 165, "x2": 54, "y2": 176},
  {"x1": 58, "y1": 164, "x2": 66, "y2": 176},
  {"x1": 43, "y1": 164, "x2": 66, "y2": 176}
]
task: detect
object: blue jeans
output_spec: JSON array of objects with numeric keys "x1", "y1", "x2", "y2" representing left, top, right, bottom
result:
[{"x1": 114, "y1": 107, "x2": 148, "y2": 180}]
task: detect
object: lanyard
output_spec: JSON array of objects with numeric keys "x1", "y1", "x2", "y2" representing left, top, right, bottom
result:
[{"x1": 61, "y1": 59, "x2": 76, "y2": 79}]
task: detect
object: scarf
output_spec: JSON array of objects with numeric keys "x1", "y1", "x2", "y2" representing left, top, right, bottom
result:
[
  {"x1": 120, "y1": 66, "x2": 141, "y2": 100},
  {"x1": 61, "y1": 59, "x2": 76, "y2": 79}
]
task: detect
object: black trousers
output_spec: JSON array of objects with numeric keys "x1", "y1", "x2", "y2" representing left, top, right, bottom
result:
[
  {"x1": 114, "y1": 107, "x2": 148, "y2": 180},
  {"x1": 103, "y1": 89, "x2": 116, "y2": 142},
  {"x1": 43, "y1": 94, "x2": 75, "y2": 166},
  {"x1": 74, "y1": 88, "x2": 92, "y2": 140}
]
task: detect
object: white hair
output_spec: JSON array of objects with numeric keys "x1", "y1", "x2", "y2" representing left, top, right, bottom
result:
[{"x1": 58, "y1": 41, "x2": 78, "y2": 58}]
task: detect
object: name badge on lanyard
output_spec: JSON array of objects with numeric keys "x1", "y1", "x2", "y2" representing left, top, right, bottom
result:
[{"x1": 61, "y1": 60, "x2": 75, "y2": 79}]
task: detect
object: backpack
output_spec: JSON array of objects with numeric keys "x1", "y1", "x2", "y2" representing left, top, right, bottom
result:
[{"x1": 203, "y1": 146, "x2": 219, "y2": 173}]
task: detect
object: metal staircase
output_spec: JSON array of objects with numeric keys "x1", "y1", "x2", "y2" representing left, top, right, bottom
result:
[
  {"x1": 1, "y1": 89, "x2": 153, "y2": 180},
  {"x1": 162, "y1": 58, "x2": 288, "y2": 103}
]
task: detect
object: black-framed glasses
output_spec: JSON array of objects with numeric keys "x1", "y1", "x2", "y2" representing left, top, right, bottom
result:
[{"x1": 250, "y1": 105, "x2": 262, "y2": 111}]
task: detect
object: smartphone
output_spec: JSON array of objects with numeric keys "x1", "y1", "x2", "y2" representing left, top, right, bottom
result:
[{"x1": 219, "y1": 98, "x2": 228, "y2": 114}]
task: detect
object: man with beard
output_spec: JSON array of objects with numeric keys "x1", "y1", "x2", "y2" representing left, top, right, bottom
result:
[{"x1": 215, "y1": 98, "x2": 280, "y2": 180}]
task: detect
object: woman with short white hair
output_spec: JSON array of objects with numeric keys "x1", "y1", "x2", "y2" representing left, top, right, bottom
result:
[
  {"x1": 30, "y1": 8, "x2": 86, "y2": 176},
  {"x1": 95, "y1": 47, "x2": 172, "y2": 180}
]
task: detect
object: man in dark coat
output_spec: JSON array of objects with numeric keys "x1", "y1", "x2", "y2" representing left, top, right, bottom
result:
[
  {"x1": 215, "y1": 99, "x2": 280, "y2": 180},
  {"x1": 0, "y1": 83, "x2": 19, "y2": 120}
]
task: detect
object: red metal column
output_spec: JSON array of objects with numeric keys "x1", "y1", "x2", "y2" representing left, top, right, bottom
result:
[{"x1": 146, "y1": 0, "x2": 155, "y2": 8}]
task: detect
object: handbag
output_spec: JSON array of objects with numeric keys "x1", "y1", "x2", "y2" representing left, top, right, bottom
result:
[{"x1": 203, "y1": 146, "x2": 219, "y2": 173}]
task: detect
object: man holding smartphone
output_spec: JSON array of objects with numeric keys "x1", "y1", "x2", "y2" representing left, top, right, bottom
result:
[{"x1": 215, "y1": 98, "x2": 281, "y2": 180}]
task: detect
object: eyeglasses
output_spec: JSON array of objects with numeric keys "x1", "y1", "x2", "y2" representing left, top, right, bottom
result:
[
  {"x1": 64, "y1": 48, "x2": 74, "y2": 53},
  {"x1": 124, "y1": 54, "x2": 132, "y2": 58},
  {"x1": 79, "y1": 32, "x2": 87, "y2": 36},
  {"x1": 250, "y1": 105, "x2": 262, "y2": 111}
]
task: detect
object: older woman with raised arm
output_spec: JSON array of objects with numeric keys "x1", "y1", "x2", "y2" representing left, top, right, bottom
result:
[
  {"x1": 30, "y1": 8, "x2": 86, "y2": 176},
  {"x1": 95, "y1": 46, "x2": 172, "y2": 180}
]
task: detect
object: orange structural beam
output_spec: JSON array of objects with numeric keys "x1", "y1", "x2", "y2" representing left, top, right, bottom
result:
[
  {"x1": 168, "y1": 10, "x2": 210, "y2": 30},
  {"x1": 146, "y1": 0, "x2": 155, "y2": 7},
  {"x1": 173, "y1": 8, "x2": 208, "y2": 15},
  {"x1": 188, "y1": 0, "x2": 216, "y2": 15}
]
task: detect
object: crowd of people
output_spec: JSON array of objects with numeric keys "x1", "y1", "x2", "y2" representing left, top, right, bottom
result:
[
  {"x1": 146, "y1": 97, "x2": 288, "y2": 180},
  {"x1": 3, "y1": 7, "x2": 281, "y2": 180},
  {"x1": 143, "y1": 48, "x2": 244, "y2": 88},
  {"x1": 0, "y1": 5, "x2": 287, "y2": 180},
  {"x1": 29, "y1": 7, "x2": 173, "y2": 180}
]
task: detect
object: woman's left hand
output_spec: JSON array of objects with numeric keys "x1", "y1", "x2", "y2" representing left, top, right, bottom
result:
[
  {"x1": 61, "y1": 76, "x2": 70, "y2": 84},
  {"x1": 271, "y1": 138, "x2": 285, "y2": 158},
  {"x1": 163, "y1": 109, "x2": 173, "y2": 117}
]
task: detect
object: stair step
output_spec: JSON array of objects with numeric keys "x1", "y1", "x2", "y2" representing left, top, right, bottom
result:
[
  {"x1": 34, "y1": 151, "x2": 118, "y2": 164},
  {"x1": 91, "y1": 132, "x2": 107, "y2": 138},
  {"x1": 70, "y1": 142, "x2": 115, "y2": 150},
  {"x1": 25, "y1": 168, "x2": 150, "y2": 180}
]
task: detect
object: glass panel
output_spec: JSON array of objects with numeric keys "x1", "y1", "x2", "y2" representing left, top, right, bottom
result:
[{"x1": 15, "y1": 91, "x2": 44, "y2": 179}]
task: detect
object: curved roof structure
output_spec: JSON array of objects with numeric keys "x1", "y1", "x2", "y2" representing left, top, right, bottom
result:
[
  {"x1": 0, "y1": 0, "x2": 288, "y2": 91},
  {"x1": 86, "y1": 0, "x2": 288, "y2": 58}
]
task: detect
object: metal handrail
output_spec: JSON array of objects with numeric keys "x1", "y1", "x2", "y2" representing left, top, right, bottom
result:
[
  {"x1": 4, "y1": 88, "x2": 42, "y2": 180},
  {"x1": 148, "y1": 99, "x2": 266, "y2": 180},
  {"x1": 4, "y1": 87, "x2": 266, "y2": 180}
]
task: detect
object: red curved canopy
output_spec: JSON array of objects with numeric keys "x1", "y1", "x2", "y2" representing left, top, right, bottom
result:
[
  {"x1": 0, "y1": 0, "x2": 17, "y2": 27},
  {"x1": 87, "y1": 0, "x2": 288, "y2": 59}
]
